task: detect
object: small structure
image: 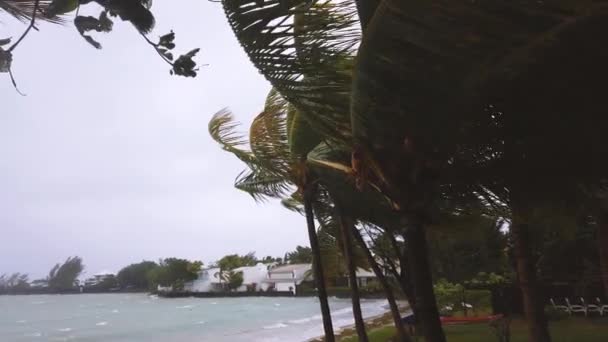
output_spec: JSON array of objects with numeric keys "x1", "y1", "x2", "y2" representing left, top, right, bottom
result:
[
  {"x1": 354, "y1": 267, "x2": 377, "y2": 287},
  {"x1": 266, "y1": 263, "x2": 312, "y2": 294},
  {"x1": 84, "y1": 272, "x2": 115, "y2": 287}
]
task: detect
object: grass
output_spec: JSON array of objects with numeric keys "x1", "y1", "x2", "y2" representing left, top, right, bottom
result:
[{"x1": 339, "y1": 317, "x2": 608, "y2": 342}]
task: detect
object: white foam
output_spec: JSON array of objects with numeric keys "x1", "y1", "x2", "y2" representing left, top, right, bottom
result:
[
  {"x1": 194, "y1": 320, "x2": 206, "y2": 325},
  {"x1": 176, "y1": 305, "x2": 195, "y2": 309},
  {"x1": 111, "y1": 309, "x2": 119, "y2": 313},
  {"x1": 273, "y1": 303, "x2": 281, "y2": 306},
  {"x1": 263, "y1": 323, "x2": 288, "y2": 330},
  {"x1": 57, "y1": 328, "x2": 72, "y2": 332},
  {"x1": 31, "y1": 301, "x2": 46, "y2": 305},
  {"x1": 95, "y1": 322, "x2": 108, "y2": 326},
  {"x1": 23, "y1": 332, "x2": 42, "y2": 338},
  {"x1": 211, "y1": 302, "x2": 218, "y2": 305},
  {"x1": 287, "y1": 318, "x2": 311, "y2": 324},
  {"x1": 16, "y1": 320, "x2": 27, "y2": 324}
]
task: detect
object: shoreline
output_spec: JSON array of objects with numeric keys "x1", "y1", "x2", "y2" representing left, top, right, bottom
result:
[{"x1": 308, "y1": 302, "x2": 411, "y2": 342}]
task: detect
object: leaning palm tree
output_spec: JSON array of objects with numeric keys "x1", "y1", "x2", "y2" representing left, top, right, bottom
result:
[
  {"x1": 209, "y1": 93, "x2": 338, "y2": 341},
  {"x1": 349, "y1": 2, "x2": 608, "y2": 342}
]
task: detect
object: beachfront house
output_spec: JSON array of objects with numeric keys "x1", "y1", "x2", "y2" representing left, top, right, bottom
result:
[
  {"x1": 84, "y1": 272, "x2": 115, "y2": 287},
  {"x1": 232, "y1": 263, "x2": 271, "y2": 292},
  {"x1": 353, "y1": 268, "x2": 377, "y2": 287},
  {"x1": 184, "y1": 267, "x2": 223, "y2": 292},
  {"x1": 265, "y1": 263, "x2": 312, "y2": 295},
  {"x1": 184, "y1": 263, "x2": 272, "y2": 293}
]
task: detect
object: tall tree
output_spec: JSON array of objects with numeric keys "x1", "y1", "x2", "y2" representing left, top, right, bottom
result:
[
  {"x1": 117, "y1": 261, "x2": 159, "y2": 290},
  {"x1": 285, "y1": 246, "x2": 313, "y2": 264},
  {"x1": 47, "y1": 256, "x2": 84, "y2": 291},
  {"x1": 147, "y1": 258, "x2": 202, "y2": 290}
]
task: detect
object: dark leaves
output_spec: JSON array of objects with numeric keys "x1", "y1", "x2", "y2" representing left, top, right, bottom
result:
[
  {"x1": 0, "y1": 38, "x2": 13, "y2": 72},
  {"x1": 0, "y1": 47, "x2": 13, "y2": 73},
  {"x1": 171, "y1": 48, "x2": 200, "y2": 77},
  {"x1": 158, "y1": 31, "x2": 176, "y2": 50},
  {"x1": 74, "y1": 11, "x2": 114, "y2": 49}
]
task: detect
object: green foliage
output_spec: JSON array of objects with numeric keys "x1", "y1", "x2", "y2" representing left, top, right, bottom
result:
[
  {"x1": 285, "y1": 246, "x2": 313, "y2": 264},
  {"x1": 259, "y1": 255, "x2": 283, "y2": 264},
  {"x1": 117, "y1": 261, "x2": 159, "y2": 290},
  {"x1": 216, "y1": 252, "x2": 256, "y2": 271},
  {"x1": 224, "y1": 270, "x2": 244, "y2": 291},
  {"x1": 464, "y1": 272, "x2": 508, "y2": 289},
  {"x1": 0, "y1": 273, "x2": 30, "y2": 293},
  {"x1": 434, "y1": 279, "x2": 493, "y2": 317},
  {"x1": 47, "y1": 256, "x2": 84, "y2": 291},
  {"x1": 147, "y1": 258, "x2": 202, "y2": 290},
  {"x1": 429, "y1": 216, "x2": 509, "y2": 283}
]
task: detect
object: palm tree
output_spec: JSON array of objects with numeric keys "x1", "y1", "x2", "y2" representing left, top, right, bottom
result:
[
  {"x1": 0, "y1": 0, "x2": 63, "y2": 22},
  {"x1": 209, "y1": 92, "x2": 337, "y2": 341},
  {"x1": 348, "y1": 1, "x2": 608, "y2": 341}
]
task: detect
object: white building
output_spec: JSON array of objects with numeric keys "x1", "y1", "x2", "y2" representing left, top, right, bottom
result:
[
  {"x1": 353, "y1": 267, "x2": 377, "y2": 287},
  {"x1": 266, "y1": 263, "x2": 312, "y2": 294},
  {"x1": 84, "y1": 272, "x2": 115, "y2": 287},
  {"x1": 232, "y1": 263, "x2": 271, "y2": 292},
  {"x1": 184, "y1": 267, "x2": 223, "y2": 292},
  {"x1": 184, "y1": 263, "x2": 272, "y2": 293}
]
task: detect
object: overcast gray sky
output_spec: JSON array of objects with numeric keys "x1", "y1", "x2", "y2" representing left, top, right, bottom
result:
[{"x1": 0, "y1": 1, "x2": 308, "y2": 279}]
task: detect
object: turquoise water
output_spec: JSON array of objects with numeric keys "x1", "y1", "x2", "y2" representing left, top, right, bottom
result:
[{"x1": 0, "y1": 294, "x2": 388, "y2": 341}]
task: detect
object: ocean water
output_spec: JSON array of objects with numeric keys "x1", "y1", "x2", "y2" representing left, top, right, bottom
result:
[{"x1": 0, "y1": 294, "x2": 389, "y2": 341}]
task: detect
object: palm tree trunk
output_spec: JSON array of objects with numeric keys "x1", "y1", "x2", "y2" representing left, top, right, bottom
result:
[
  {"x1": 351, "y1": 226, "x2": 412, "y2": 342},
  {"x1": 387, "y1": 232, "x2": 417, "y2": 312},
  {"x1": 598, "y1": 213, "x2": 608, "y2": 300},
  {"x1": 355, "y1": 0, "x2": 381, "y2": 29},
  {"x1": 335, "y1": 209, "x2": 369, "y2": 342},
  {"x1": 304, "y1": 187, "x2": 335, "y2": 342},
  {"x1": 510, "y1": 209, "x2": 551, "y2": 342},
  {"x1": 407, "y1": 223, "x2": 446, "y2": 342}
]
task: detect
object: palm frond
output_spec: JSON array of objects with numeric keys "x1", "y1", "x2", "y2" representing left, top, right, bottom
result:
[
  {"x1": 281, "y1": 191, "x2": 304, "y2": 214},
  {"x1": 249, "y1": 89, "x2": 292, "y2": 176},
  {"x1": 352, "y1": 0, "x2": 595, "y2": 156},
  {"x1": 0, "y1": 0, "x2": 65, "y2": 23},
  {"x1": 221, "y1": 0, "x2": 359, "y2": 145},
  {"x1": 234, "y1": 168, "x2": 293, "y2": 202},
  {"x1": 208, "y1": 108, "x2": 259, "y2": 169}
]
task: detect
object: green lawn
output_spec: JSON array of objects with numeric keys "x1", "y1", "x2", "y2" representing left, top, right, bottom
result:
[{"x1": 340, "y1": 317, "x2": 608, "y2": 342}]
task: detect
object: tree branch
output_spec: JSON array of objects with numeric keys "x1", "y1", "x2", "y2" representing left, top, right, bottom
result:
[{"x1": 9, "y1": 0, "x2": 41, "y2": 52}]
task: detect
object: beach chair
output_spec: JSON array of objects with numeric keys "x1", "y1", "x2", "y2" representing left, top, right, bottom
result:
[
  {"x1": 550, "y1": 298, "x2": 569, "y2": 313},
  {"x1": 565, "y1": 298, "x2": 587, "y2": 316},
  {"x1": 582, "y1": 298, "x2": 601, "y2": 315},
  {"x1": 597, "y1": 298, "x2": 608, "y2": 317}
]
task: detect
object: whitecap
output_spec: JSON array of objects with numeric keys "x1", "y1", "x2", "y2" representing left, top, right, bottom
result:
[
  {"x1": 263, "y1": 323, "x2": 288, "y2": 330},
  {"x1": 57, "y1": 328, "x2": 72, "y2": 332},
  {"x1": 287, "y1": 318, "x2": 311, "y2": 324},
  {"x1": 31, "y1": 301, "x2": 46, "y2": 305},
  {"x1": 23, "y1": 332, "x2": 42, "y2": 338},
  {"x1": 194, "y1": 320, "x2": 206, "y2": 325},
  {"x1": 176, "y1": 305, "x2": 195, "y2": 309},
  {"x1": 111, "y1": 309, "x2": 119, "y2": 313},
  {"x1": 210, "y1": 302, "x2": 218, "y2": 305},
  {"x1": 273, "y1": 303, "x2": 281, "y2": 306},
  {"x1": 95, "y1": 322, "x2": 108, "y2": 326},
  {"x1": 16, "y1": 320, "x2": 27, "y2": 324}
]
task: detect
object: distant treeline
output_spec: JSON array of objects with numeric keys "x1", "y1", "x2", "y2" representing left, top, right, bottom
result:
[{"x1": 0, "y1": 246, "x2": 314, "y2": 295}]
